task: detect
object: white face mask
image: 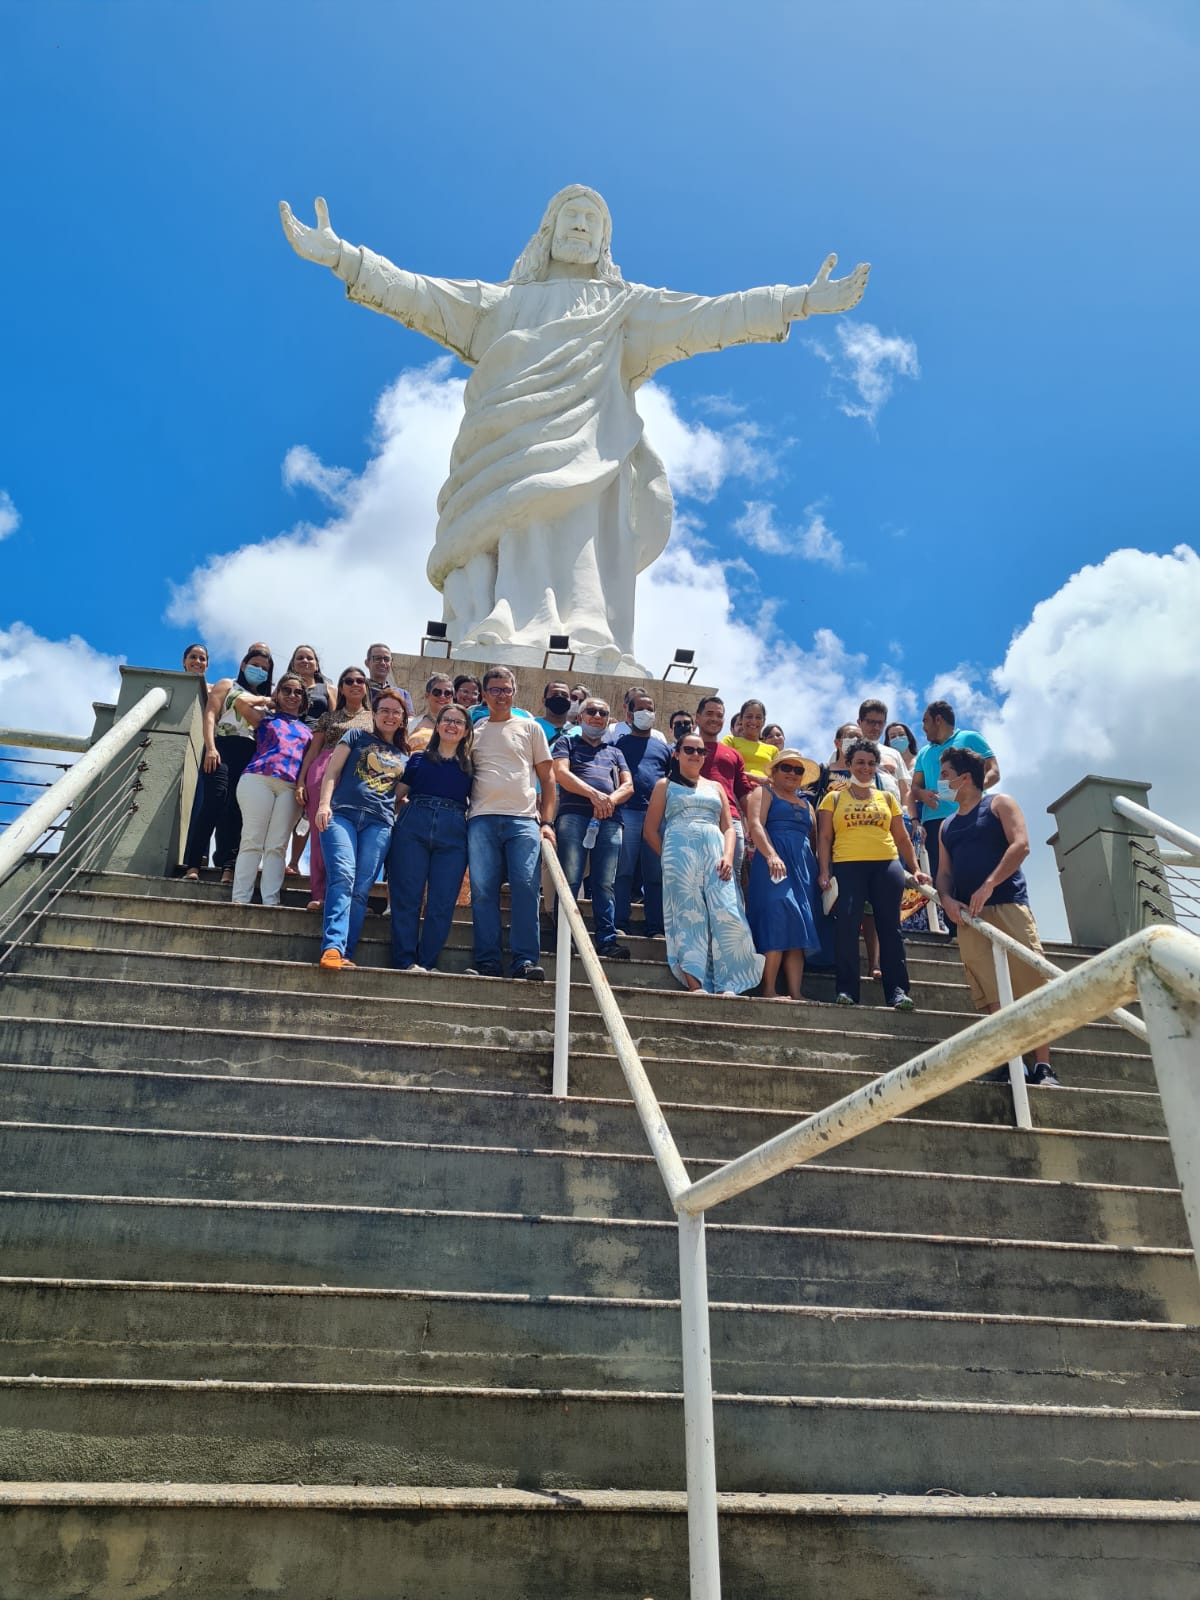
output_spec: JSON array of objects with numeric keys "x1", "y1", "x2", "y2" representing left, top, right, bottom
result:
[
  {"x1": 632, "y1": 709, "x2": 655, "y2": 731},
  {"x1": 839, "y1": 737, "x2": 857, "y2": 757}
]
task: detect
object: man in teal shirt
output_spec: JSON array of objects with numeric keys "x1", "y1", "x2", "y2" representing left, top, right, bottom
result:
[{"x1": 910, "y1": 699, "x2": 1000, "y2": 885}]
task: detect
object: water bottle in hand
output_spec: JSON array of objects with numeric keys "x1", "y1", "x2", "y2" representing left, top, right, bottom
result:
[{"x1": 583, "y1": 817, "x2": 600, "y2": 851}]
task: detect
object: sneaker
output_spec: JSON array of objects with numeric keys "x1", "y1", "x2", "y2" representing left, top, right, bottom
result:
[
  {"x1": 513, "y1": 962, "x2": 546, "y2": 982},
  {"x1": 319, "y1": 949, "x2": 344, "y2": 971},
  {"x1": 464, "y1": 966, "x2": 502, "y2": 978},
  {"x1": 598, "y1": 942, "x2": 631, "y2": 961},
  {"x1": 1026, "y1": 1062, "x2": 1061, "y2": 1087},
  {"x1": 834, "y1": 992, "x2": 857, "y2": 1007},
  {"x1": 891, "y1": 990, "x2": 915, "y2": 1012},
  {"x1": 397, "y1": 963, "x2": 428, "y2": 975}
]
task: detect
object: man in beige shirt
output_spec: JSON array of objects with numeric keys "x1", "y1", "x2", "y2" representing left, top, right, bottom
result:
[{"x1": 468, "y1": 666, "x2": 556, "y2": 980}]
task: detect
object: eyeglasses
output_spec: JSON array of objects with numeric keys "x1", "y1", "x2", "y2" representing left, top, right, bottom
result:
[
  {"x1": 429, "y1": 687, "x2": 454, "y2": 698},
  {"x1": 486, "y1": 685, "x2": 514, "y2": 696},
  {"x1": 277, "y1": 686, "x2": 303, "y2": 697},
  {"x1": 679, "y1": 744, "x2": 706, "y2": 756},
  {"x1": 342, "y1": 677, "x2": 367, "y2": 687},
  {"x1": 440, "y1": 719, "x2": 467, "y2": 730},
  {"x1": 775, "y1": 763, "x2": 806, "y2": 775},
  {"x1": 369, "y1": 653, "x2": 392, "y2": 662},
  {"x1": 581, "y1": 708, "x2": 608, "y2": 718}
]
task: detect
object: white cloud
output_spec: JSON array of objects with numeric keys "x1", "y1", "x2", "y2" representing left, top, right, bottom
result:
[
  {"x1": 811, "y1": 319, "x2": 920, "y2": 426},
  {"x1": 282, "y1": 446, "x2": 355, "y2": 508},
  {"x1": 732, "y1": 500, "x2": 846, "y2": 567},
  {"x1": 636, "y1": 383, "x2": 776, "y2": 500},
  {"x1": 0, "y1": 622, "x2": 124, "y2": 735},
  {"x1": 0, "y1": 491, "x2": 20, "y2": 541}
]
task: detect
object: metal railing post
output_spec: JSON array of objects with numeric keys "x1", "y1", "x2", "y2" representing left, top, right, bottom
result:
[
  {"x1": 1137, "y1": 963, "x2": 1200, "y2": 1271},
  {"x1": 991, "y1": 942, "x2": 1033, "y2": 1130},
  {"x1": 678, "y1": 1209, "x2": 721, "y2": 1600},
  {"x1": 553, "y1": 900, "x2": 572, "y2": 1097}
]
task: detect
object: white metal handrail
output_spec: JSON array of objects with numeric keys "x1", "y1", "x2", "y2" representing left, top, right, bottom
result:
[
  {"x1": 0, "y1": 688, "x2": 167, "y2": 879},
  {"x1": 540, "y1": 841, "x2": 1200, "y2": 1600},
  {"x1": 1114, "y1": 794, "x2": 1200, "y2": 863}
]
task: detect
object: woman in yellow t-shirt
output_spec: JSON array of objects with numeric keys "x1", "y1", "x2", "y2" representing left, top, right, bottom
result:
[
  {"x1": 721, "y1": 698, "x2": 777, "y2": 784},
  {"x1": 817, "y1": 739, "x2": 930, "y2": 1011}
]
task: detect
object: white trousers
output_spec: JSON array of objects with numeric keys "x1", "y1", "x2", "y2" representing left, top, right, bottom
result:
[{"x1": 233, "y1": 772, "x2": 299, "y2": 906}]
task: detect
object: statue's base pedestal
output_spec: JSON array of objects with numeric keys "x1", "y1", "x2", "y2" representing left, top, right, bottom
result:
[
  {"x1": 387, "y1": 648, "x2": 715, "y2": 723},
  {"x1": 450, "y1": 640, "x2": 649, "y2": 678}
]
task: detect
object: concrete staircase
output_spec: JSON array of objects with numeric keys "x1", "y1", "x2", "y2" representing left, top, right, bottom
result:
[{"x1": 0, "y1": 868, "x2": 1197, "y2": 1597}]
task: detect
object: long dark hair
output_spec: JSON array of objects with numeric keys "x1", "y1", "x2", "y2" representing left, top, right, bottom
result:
[
  {"x1": 271, "y1": 673, "x2": 310, "y2": 719},
  {"x1": 333, "y1": 666, "x2": 370, "y2": 715},
  {"x1": 668, "y1": 730, "x2": 703, "y2": 788},
  {"x1": 235, "y1": 643, "x2": 274, "y2": 694},
  {"x1": 287, "y1": 644, "x2": 326, "y2": 683},
  {"x1": 426, "y1": 703, "x2": 474, "y2": 775}
]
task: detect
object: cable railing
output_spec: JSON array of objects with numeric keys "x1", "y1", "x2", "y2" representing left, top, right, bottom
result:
[
  {"x1": 0, "y1": 746, "x2": 79, "y2": 849},
  {"x1": 541, "y1": 840, "x2": 1200, "y2": 1600},
  {"x1": 0, "y1": 688, "x2": 168, "y2": 967},
  {"x1": 1115, "y1": 794, "x2": 1200, "y2": 937}
]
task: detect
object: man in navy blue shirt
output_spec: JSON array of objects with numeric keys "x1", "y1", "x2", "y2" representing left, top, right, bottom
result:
[
  {"x1": 613, "y1": 689, "x2": 671, "y2": 937},
  {"x1": 552, "y1": 696, "x2": 633, "y2": 959}
]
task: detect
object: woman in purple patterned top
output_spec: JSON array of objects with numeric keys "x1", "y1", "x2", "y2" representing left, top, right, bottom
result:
[{"x1": 230, "y1": 674, "x2": 313, "y2": 907}]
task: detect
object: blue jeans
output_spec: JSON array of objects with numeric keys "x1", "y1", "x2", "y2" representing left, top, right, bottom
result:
[
  {"x1": 388, "y1": 798, "x2": 467, "y2": 969},
  {"x1": 613, "y1": 809, "x2": 663, "y2": 936},
  {"x1": 467, "y1": 814, "x2": 542, "y2": 973},
  {"x1": 556, "y1": 812, "x2": 622, "y2": 948},
  {"x1": 320, "y1": 809, "x2": 391, "y2": 959}
]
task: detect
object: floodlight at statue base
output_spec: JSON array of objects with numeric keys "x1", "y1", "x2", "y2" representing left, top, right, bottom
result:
[
  {"x1": 543, "y1": 634, "x2": 576, "y2": 672},
  {"x1": 663, "y1": 648, "x2": 698, "y2": 685},
  {"x1": 420, "y1": 621, "x2": 452, "y2": 660}
]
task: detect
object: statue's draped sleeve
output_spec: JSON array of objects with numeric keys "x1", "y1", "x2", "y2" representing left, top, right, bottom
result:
[
  {"x1": 623, "y1": 284, "x2": 791, "y2": 386},
  {"x1": 342, "y1": 246, "x2": 504, "y2": 364}
]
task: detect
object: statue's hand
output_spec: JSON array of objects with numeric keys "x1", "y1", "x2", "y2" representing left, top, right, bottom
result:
[
  {"x1": 798, "y1": 254, "x2": 871, "y2": 317},
  {"x1": 279, "y1": 196, "x2": 342, "y2": 270}
]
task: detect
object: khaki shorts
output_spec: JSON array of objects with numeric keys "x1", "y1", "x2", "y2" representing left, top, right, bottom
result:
[{"x1": 958, "y1": 902, "x2": 1048, "y2": 1011}]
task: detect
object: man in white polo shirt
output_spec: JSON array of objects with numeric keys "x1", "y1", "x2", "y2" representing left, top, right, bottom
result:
[{"x1": 468, "y1": 665, "x2": 556, "y2": 980}]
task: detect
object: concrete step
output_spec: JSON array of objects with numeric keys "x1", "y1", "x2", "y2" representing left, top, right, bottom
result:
[
  {"x1": 2, "y1": 1375, "x2": 1198, "y2": 1500},
  {"x1": 0, "y1": 1016, "x2": 1168, "y2": 1138},
  {"x1": 3, "y1": 1120, "x2": 1187, "y2": 1249},
  {"x1": 43, "y1": 901, "x2": 1075, "y2": 1012},
  {"x1": 5, "y1": 1192, "x2": 1196, "y2": 1321},
  {"x1": 1, "y1": 953, "x2": 1153, "y2": 1083},
  {"x1": 5, "y1": 1276, "x2": 1196, "y2": 1409},
  {"x1": 3, "y1": 1485, "x2": 1196, "y2": 1600},
  {"x1": 76, "y1": 872, "x2": 1106, "y2": 967},
  {"x1": 3, "y1": 1062, "x2": 1177, "y2": 1187}
]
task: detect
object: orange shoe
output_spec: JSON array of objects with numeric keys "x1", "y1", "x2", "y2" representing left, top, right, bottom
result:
[{"x1": 319, "y1": 948, "x2": 343, "y2": 970}]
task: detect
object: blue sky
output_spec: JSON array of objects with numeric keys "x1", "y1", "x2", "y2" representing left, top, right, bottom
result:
[{"x1": 2, "y1": 0, "x2": 1199, "y2": 926}]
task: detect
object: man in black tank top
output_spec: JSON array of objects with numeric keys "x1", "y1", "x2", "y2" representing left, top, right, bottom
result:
[{"x1": 935, "y1": 747, "x2": 1059, "y2": 1086}]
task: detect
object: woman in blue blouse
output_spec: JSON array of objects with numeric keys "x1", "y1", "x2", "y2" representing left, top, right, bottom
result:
[{"x1": 388, "y1": 703, "x2": 474, "y2": 972}]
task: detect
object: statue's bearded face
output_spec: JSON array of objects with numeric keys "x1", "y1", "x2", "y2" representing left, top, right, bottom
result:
[{"x1": 550, "y1": 198, "x2": 604, "y2": 265}]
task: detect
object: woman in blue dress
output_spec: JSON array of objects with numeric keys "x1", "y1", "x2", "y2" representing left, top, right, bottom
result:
[
  {"x1": 643, "y1": 733, "x2": 764, "y2": 996},
  {"x1": 745, "y1": 748, "x2": 822, "y2": 1001}
]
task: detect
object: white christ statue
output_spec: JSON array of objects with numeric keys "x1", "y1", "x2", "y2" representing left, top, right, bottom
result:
[{"x1": 280, "y1": 184, "x2": 869, "y2": 672}]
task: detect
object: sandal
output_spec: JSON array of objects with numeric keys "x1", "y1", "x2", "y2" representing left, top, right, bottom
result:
[
  {"x1": 220, "y1": 869, "x2": 234, "y2": 886},
  {"x1": 183, "y1": 868, "x2": 200, "y2": 882},
  {"x1": 285, "y1": 865, "x2": 299, "y2": 877},
  {"x1": 305, "y1": 900, "x2": 322, "y2": 913}
]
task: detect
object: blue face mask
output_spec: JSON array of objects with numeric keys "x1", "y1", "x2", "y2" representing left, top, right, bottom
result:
[
  {"x1": 243, "y1": 664, "x2": 268, "y2": 687},
  {"x1": 888, "y1": 736, "x2": 909, "y2": 753}
]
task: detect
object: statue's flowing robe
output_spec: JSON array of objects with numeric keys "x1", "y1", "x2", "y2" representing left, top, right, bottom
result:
[{"x1": 345, "y1": 251, "x2": 791, "y2": 658}]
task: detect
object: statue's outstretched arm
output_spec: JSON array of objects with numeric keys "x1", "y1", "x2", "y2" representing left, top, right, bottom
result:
[
  {"x1": 784, "y1": 254, "x2": 870, "y2": 321},
  {"x1": 279, "y1": 197, "x2": 363, "y2": 285}
]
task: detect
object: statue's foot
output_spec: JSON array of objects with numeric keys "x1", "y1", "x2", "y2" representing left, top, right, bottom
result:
[{"x1": 462, "y1": 629, "x2": 507, "y2": 650}]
